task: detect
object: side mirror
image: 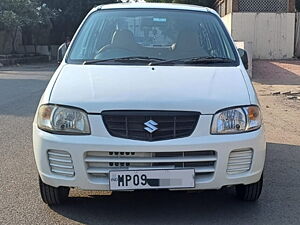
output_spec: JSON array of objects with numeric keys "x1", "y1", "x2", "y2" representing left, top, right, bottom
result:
[
  {"x1": 238, "y1": 48, "x2": 248, "y2": 70},
  {"x1": 57, "y1": 44, "x2": 67, "y2": 64}
]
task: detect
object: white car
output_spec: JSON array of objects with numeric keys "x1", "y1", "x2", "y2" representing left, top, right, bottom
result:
[{"x1": 33, "y1": 3, "x2": 266, "y2": 205}]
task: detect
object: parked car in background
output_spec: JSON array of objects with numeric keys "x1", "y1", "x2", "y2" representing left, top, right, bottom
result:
[{"x1": 33, "y1": 3, "x2": 266, "y2": 205}]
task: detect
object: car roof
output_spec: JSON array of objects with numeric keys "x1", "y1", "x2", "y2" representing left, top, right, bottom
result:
[{"x1": 93, "y1": 3, "x2": 217, "y2": 15}]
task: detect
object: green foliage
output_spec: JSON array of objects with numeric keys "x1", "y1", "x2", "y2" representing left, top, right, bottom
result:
[
  {"x1": 0, "y1": 0, "x2": 56, "y2": 31},
  {"x1": 145, "y1": 0, "x2": 214, "y2": 7},
  {"x1": 0, "y1": 0, "x2": 56, "y2": 52},
  {"x1": 41, "y1": 0, "x2": 120, "y2": 44},
  {"x1": 0, "y1": 0, "x2": 217, "y2": 47},
  {"x1": 0, "y1": 0, "x2": 121, "y2": 46},
  {"x1": 0, "y1": 10, "x2": 21, "y2": 31}
]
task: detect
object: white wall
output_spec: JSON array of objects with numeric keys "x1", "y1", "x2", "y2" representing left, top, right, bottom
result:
[
  {"x1": 295, "y1": 13, "x2": 300, "y2": 57},
  {"x1": 222, "y1": 15, "x2": 253, "y2": 77},
  {"x1": 23, "y1": 45, "x2": 59, "y2": 60},
  {"x1": 222, "y1": 12, "x2": 295, "y2": 59},
  {"x1": 221, "y1": 13, "x2": 232, "y2": 35}
]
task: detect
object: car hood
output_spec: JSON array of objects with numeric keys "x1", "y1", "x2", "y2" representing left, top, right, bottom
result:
[{"x1": 49, "y1": 65, "x2": 250, "y2": 114}]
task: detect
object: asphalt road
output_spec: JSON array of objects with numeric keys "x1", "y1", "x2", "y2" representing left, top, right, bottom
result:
[{"x1": 0, "y1": 64, "x2": 299, "y2": 225}]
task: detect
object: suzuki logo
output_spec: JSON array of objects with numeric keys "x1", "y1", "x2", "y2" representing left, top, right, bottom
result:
[{"x1": 144, "y1": 120, "x2": 158, "y2": 133}]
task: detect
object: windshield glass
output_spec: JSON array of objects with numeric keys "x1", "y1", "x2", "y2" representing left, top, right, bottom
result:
[{"x1": 67, "y1": 9, "x2": 238, "y2": 65}]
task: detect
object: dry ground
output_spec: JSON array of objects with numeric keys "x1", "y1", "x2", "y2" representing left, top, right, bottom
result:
[{"x1": 253, "y1": 60, "x2": 300, "y2": 145}]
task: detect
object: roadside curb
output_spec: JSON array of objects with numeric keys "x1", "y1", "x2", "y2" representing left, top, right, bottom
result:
[{"x1": 0, "y1": 55, "x2": 49, "y2": 67}]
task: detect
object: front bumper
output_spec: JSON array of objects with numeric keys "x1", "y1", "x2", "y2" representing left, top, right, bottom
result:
[{"x1": 33, "y1": 114, "x2": 266, "y2": 190}]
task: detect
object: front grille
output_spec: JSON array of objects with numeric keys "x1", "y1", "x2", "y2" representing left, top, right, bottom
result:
[
  {"x1": 47, "y1": 150, "x2": 75, "y2": 177},
  {"x1": 85, "y1": 150, "x2": 216, "y2": 181},
  {"x1": 102, "y1": 111, "x2": 200, "y2": 141},
  {"x1": 227, "y1": 149, "x2": 253, "y2": 175}
]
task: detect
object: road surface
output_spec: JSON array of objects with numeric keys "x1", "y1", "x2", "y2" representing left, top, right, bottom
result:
[{"x1": 0, "y1": 63, "x2": 299, "y2": 225}]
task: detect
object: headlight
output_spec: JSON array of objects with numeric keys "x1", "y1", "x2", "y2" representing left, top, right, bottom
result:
[
  {"x1": 211, "y1": 106, "x2": 261, "y2": 134},
  {"x1": 37, "y1": 105, "x2": 90, "y2": 135}
]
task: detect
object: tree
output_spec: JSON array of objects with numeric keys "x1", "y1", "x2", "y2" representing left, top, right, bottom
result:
[
  {"x1": 42, "y1": 0, "x2": 121, "y2": 45},
  {"x1": 0, "y1": 0, "x2": 56, "y2": 53},
  {"x1": 0, "y1": 11, "x2": 22, "y2": 53}
]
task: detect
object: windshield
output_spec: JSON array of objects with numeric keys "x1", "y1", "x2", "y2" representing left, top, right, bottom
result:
[{"x1": 67, "y1": 9, "x2": 238, "y2": 66}]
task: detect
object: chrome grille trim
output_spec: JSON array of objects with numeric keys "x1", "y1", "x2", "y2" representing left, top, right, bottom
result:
[
  {"x1": 86, "y1": 166, "x2": 215, "y2": 174},
  {"x1": 227, "y1": 149, "x2": 253, "y2": 175},
  {"x1": 48, "y1": 157, "x2": 72, "y2": 163},
  {"x1": 85, "y1": 155, "x2": 217, "y2": 163},
  {"x1": 84, "y1": 150, "x2": 216, "y2": 180},
  {"x1": 47, "y1": 150, "x2": 75, "y2": 177}
]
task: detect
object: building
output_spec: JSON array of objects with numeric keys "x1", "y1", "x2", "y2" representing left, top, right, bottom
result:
[{"x1": 214, "y1": 0, "x2": 296, "y2": 59}]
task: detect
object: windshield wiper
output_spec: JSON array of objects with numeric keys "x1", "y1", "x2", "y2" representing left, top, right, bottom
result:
[
  {"x1": 149, "y1": 56, "x2": 235, "y2": 66},
  {"x1": 83, "y1": 56, "x2": 165, "y2": 65}
]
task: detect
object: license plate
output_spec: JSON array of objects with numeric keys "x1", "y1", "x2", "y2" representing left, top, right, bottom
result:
[{"x1": 109, "y1": 169, "x2": 195, "y2": 190}]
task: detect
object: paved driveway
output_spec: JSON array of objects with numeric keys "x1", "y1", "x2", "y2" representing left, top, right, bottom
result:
[{"x1": 0, "y1": 63, "x2": 299, "y2": 225}]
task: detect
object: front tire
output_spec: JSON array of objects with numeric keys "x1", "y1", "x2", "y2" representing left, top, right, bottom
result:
[
  {"x1": 235, "y1": 175, "x2": 263, "y2": 201},
  {"x1": 39, "y1": 177, "x2": 70, "y2": 205}
]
